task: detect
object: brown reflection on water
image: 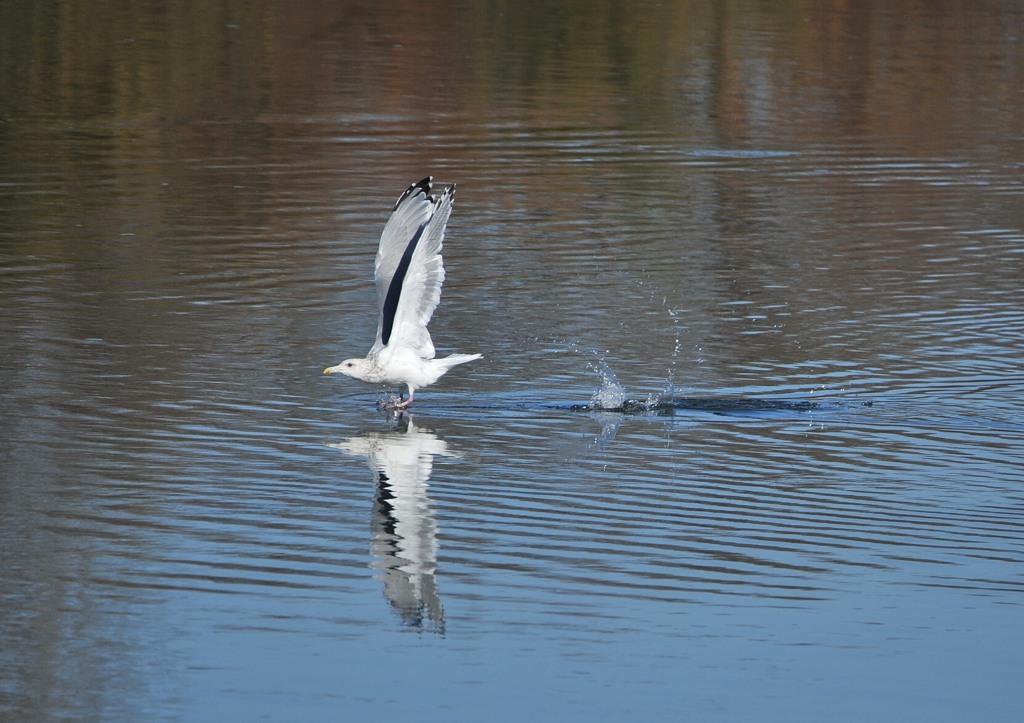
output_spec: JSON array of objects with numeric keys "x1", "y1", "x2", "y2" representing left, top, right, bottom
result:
[
  {"x1": 2, "y1": 2, "x2": 1021, "y2": 136},
  {"x1": 3, "y1": 3, "x2": 1020, "y2": 345}
]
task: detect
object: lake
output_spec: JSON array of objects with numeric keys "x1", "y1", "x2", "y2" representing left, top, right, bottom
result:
[{"x1": 1, "y1": 1, "x2": 1023, "y2": 720}]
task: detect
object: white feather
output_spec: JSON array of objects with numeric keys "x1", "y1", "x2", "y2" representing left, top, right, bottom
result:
[{"x1": 371, "y1": 178, "x2": 453, "y2": 359}]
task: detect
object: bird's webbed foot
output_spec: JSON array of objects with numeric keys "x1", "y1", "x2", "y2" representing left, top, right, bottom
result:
[{"x1": 376, "y1": 392, "x2": 414, "y2": 413}]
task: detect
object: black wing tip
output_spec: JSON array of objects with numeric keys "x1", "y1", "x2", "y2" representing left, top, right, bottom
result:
[
  {"x1": 394, "y1": 177, "x2": 433, "y2": 211},
  {"x1": 434, "y1": 180, "x2": 456, "y2": 203},
  {"x1": 394, "y1": 176, "x2": 456, "y2": 210}
]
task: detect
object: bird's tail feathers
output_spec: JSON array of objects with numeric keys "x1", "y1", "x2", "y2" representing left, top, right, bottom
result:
[{"x1": 439, "y1": 353, "x2": 482, "y2": 370}]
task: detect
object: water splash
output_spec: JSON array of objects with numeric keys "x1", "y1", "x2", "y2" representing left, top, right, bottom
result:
[
  {"x1": 588, "y1": 359, "x2": 627, "y2": 410},
  {"x1": 562, "y1": 342, "x2": 628, "y2": 410},
  {"x1": 558, "y1": 341, "x2": 833, "y2": 417}
]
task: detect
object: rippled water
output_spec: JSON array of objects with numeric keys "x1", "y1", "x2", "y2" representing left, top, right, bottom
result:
[{"x1": 2, "y1": 2, "x2": 1023, "y2": 720}]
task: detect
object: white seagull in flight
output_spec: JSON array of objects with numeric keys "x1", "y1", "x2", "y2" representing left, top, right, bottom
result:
[{"x1": 325, "y1": 177, "x2": 481, "y2": 408}]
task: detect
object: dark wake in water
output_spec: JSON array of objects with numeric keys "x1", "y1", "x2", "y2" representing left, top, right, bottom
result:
[
  {"x1": 557, "y1": 351, "x2": 860, "y2": 417},
  {"x1": 567, "y1": 397, "x2": 861, "y2": 415}
]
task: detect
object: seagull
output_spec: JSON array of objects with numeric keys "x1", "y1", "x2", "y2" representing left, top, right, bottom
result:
[{"x1": 324, "y1": 177, "x2": 481, "y2": 408}]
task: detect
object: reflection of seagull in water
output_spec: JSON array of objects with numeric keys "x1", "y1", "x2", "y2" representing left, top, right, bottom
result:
[
  {"x1": 324, "y1": 177, "x2": 481, "y2": 409},
  {"x1": 327, "y1": 417, "x2": 453, "y2": 633}
]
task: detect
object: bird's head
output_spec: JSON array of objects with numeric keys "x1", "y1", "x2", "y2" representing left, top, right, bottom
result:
[{"x1": 324, "y1": 358, "x2": 371, "y2": 381}]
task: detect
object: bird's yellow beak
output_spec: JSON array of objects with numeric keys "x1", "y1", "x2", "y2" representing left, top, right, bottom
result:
[{"x1": 323, "y1": 367, "x2": 332, "y2": 375}]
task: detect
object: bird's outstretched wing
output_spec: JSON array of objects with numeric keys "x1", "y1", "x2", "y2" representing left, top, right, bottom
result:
[{"x1": 371, "y1": 177, "x2": 454, "y2": 359}]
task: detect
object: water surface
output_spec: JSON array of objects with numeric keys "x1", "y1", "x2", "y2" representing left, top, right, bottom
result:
[{"x1": 2, "y1": 2, "x2": 1023, "y2": 720}]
